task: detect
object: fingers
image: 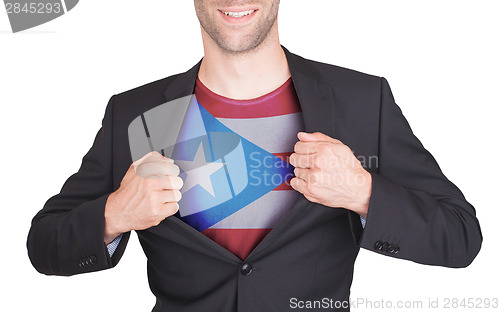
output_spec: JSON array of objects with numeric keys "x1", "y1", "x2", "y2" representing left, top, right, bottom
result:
[
  {"x1": 294, "y1": 141, "x2": 316, "y2": 154},
  {"x1": 289, "y1": 153, "x2": 315, "y2": 168},
  {"x1": 133, "y1": 151, "x2": 162, "y2": 167},
  {"x1": 297, "y1": 132, "x2": 342, "y2": 144},
  {"x1": 293, "y1": 167, "x2": 310, "y2": 181},
  {"x1": 160, "y1": 176, "x2": 184, "y2": 190},
  {"x1": 294, "y1": 132, "x2": 343, "y2": 155},
  {"x1": 133, "y1": 152, "x2": 180, "y2": 179},
  {"x1": 290, "y1": 177, "x2": 318, "y2": 202},
  {"x1": 125, "y1": 152, "x2": 160, "y2": 177},
  {"x1": 165, "y1": 158, "x2": 174, "y2": 164},
  {"x1": 162, "y1": 202, "x2": 180, "y2": 216},
  {"x1": 290, "y1": 176, "x2": 306, "y2": 192},
  {"x1": 294, "y1": 141, "x2": 344, "y2": 155},
  {"x1": 136, "y1": 161, "x2": 180, "y2": 178},
  {"x1": 134, "y1": 151, "x2": 174, "y2": 167},
  {"x1": 157, "y1": 189, "x2": 182, "y2": 203},
  {"x1": 293, "y1": 167, "x2": 322, "y2": 185},
  {"x1": 290, "y1": 152, "x2": 331, "y2": 169},
  {"x1": 145, "y1": 175, "x2": 184, "y2": 191}
]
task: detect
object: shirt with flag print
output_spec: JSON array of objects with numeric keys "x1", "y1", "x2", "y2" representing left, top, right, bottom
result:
[
  {"x1": 170, "y1": 76, "x2": 305, "y2": 260},
  {"x1": 106, "y1": 77, "x2": 367, "y2": 259}
]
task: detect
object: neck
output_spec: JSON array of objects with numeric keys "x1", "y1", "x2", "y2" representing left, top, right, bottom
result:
[{"x1": 197, "y1": 24, "x2": 291, "y2": 100}]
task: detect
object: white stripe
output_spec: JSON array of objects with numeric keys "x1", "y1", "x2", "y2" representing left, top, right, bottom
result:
[
  {"x1": 210, "y1": 191, "x2": 301, "y2": 229},
  {"x1": 217, "y1": 112, "x2": 304, "y2": 153},
  {"x1": 61, "y1": 0, "x2": 68, "y2": 13}
]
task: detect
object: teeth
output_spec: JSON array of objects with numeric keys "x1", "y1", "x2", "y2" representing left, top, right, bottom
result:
[{"x1": 222, "y1": 10, "x2": 255, "y2": 18}]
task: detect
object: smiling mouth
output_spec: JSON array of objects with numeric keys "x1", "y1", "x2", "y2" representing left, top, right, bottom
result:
[{"x1": 219, "y1": 9, "x2": 257, "y2": 18}]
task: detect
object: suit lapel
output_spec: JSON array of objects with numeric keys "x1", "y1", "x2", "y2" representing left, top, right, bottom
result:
[
  {"x1": 163, "y1": 59, "x2": 202, "y2": 102},
  {"x1": 283, "y1": 46, "x2": 337, "y2": 136},
  {"x1": 157, "y1": 47, "x2": 337, "y2": 261},
  {"x1": 246, "y1": 47, "x2": 337, "y2": 258}
]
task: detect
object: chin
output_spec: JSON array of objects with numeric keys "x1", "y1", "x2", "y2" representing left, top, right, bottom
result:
[{"x1": 219, "y1": 36, "x2": 262, "y2": 54}]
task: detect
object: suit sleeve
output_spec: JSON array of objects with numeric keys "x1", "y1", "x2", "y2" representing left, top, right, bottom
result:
[
  {"x1": 27, "y1": 95, "x2": 130, "y2": 276},
  {"x1": 353, "y1": 77, "x2": 482, "y2": 268}
]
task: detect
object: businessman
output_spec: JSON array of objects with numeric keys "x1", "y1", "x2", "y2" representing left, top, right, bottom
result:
[{"x1": 27, "y1": 1, "x2": 482, "y2": 311}]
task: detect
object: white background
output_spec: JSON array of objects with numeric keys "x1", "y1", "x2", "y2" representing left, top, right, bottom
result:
[{"x1": 1, "y1": 0, "x2": 499, "y2": 311}]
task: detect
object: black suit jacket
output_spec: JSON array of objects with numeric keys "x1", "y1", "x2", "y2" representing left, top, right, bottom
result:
[{"x1": 27, "y1": 46, "x2": 482, "y2": 311}]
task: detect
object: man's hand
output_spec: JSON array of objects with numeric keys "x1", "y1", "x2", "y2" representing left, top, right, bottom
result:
[
  {"x1": 103, "y1": 151, "x2": 183, "y2": 244},
  {"x1": 289, "y1": 132, "x2": 372, "y2": 219}
]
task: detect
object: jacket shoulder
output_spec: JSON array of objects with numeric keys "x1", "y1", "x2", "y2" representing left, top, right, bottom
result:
[
  {"x1": 113, "y1": 73, "x2": 182, "y2": 104},
  {"x1": 291, "y1": 52, "x2": 382, "y2": 89},
  {"x1": 109, "y1": 70, "x2": 192, "y2": 126}
]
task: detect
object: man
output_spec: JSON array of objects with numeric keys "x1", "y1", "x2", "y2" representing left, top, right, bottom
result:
[{"x1": 27, "y1": 1, "x2": 482, "y2": 311}]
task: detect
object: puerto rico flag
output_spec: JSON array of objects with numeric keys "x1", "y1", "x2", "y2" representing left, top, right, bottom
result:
[
  {"x1": 128, "y1": 80, "x2": 303, "y2": 259},
  {"x1": 172, "y1": 96, "x2": 294, "y2": 232}
]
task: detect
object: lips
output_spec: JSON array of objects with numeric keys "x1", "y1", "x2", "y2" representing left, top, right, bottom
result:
[
  {"x1": 218, "y1": 8, "x2": 258, "y2": 24},
  {"x1": 220, "y1": 9, "x2": 256, "y2": 18}
]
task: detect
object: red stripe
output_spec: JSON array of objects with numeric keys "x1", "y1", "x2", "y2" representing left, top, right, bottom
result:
[
  {"x1": 273, "y1": 178, "x2": 294, "y2": 191},
  {"x1": 195, "y1": 77, "x2": 301, "y2": 118},
  {"x1": 273, "y1": 152, "x2": 292, "y2": 162},
  {"x1": 271, "y1": 152, "x2": 294, "y2": 190},
  {"x1": 202, "y1": 228, "x2": 272, "y2": 260}
]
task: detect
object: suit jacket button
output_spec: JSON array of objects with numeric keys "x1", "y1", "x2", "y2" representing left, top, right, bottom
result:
[
  {"x1": 387, "y1": 244, "x2": 393, "y2": 253},
  {"x1": 374, "y1": 241, "x2": 383, "y2": 250},
  {"x1": 89, "y1": 256, "x2": 97, "y2": 265},
  {"x1": 393, "y1": 245, "x2": 400, "y2": 254},
  {"x1": 381, "y1": 242, "x2": 389, "y2": 252},
  {"x1": 80, "y1": 258, "x2": 88, "y2": 267},
  {"x1": 240, "y1": 263, "x2": 253, "y2": 276}
]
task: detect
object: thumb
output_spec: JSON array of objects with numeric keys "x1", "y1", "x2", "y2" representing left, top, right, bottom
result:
[
  {"x1": 133, "y1": 151, "x2": 161, "y2": 167},
  {"x1": 132, "y1": 151, "x2": 174, "y2": 171},
  {"x1": 297, "y1": 132, "x2": 340, "y2": 143}
]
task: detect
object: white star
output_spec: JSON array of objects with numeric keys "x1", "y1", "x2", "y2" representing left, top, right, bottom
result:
[{"x1": 176, "y1": 142, "x2": 225, "y2": 197}]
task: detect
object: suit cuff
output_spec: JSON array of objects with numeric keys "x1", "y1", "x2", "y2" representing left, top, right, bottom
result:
[
  {"x1": 106, "y1": 234, "x2": 123, "y2": 257},
  {"x1": 360, "y1": 216, "x2": 366, "y2": 229},
  {"x1": 357, "y1": 173, "x2": 404, "y2": 256}
]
